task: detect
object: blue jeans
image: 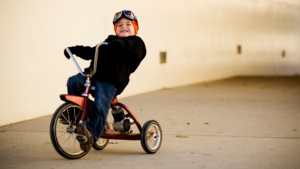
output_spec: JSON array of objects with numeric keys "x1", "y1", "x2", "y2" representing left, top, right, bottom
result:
[{"x1": 67, "y1": 73, "x2": 118, "y2": 140}]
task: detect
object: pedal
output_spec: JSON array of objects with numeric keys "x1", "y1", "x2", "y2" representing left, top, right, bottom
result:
[
  {"x1": 60, "y1": 119, "x2": 69, "y2": 125},
  {"x1": 76, "y1": 134, "x2": 88, "y2": 143}
]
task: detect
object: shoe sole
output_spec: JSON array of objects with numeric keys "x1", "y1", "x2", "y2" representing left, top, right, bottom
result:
[{"x1": 75, "y1": 124, "x2": 92, "y2": 152}]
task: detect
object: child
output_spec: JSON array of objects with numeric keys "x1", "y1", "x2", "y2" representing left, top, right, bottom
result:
[{"x1": 64, "y1": 10, "x2": 146, "y2": 152}]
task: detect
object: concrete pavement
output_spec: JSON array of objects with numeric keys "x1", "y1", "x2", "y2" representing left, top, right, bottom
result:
[{"x1": 0, "y1": 76, "x2": 299, "y2": 169}]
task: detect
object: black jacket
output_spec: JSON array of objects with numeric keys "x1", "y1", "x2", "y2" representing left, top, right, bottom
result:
[{"x1": 70, "y1": 35, "x2": 146, "y2": 93}]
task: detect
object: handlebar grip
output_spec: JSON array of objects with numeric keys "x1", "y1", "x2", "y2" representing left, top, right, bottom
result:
[
  {"x1": 66, "y1": 48, "x2": 73, "y2": 58},
  {"x1": 66, "y1": 47, "x2": 85, "y2": 75}
]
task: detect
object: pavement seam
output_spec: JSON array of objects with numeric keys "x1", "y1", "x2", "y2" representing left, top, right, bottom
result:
[{"x1": 165, "y1": 134, "x2": 300, "y2": 140}]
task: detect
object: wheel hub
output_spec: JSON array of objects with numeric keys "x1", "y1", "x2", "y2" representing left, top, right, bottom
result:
[{"x1": 66, "y1": 126, "x2": 74, "y2": 133}]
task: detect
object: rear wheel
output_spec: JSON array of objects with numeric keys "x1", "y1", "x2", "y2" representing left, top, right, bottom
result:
[
  {"x1": 141, "y1": 120, "x2": 162, "y2": 154},
  {"x1": 50, "y1": 102, "x2": 87, "y2": 159},
  {"x1": 93, "y1": 121, "x2": 110, "y2": 150}
]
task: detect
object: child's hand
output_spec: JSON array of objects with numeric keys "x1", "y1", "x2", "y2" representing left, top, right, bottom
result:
[
  {"x1": 64, "y1": 49, "x2": 70, "y2": 59},
  {"x1": 84, "y1": 68, "x2": 92, "y2": 74},
  {"x1": 64, "y1": 46, "x2": 79, "y2": 59}
]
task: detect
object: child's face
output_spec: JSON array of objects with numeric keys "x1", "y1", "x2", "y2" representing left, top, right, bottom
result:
[{"x1": 115, "y1": 18, "x2": 135, "y2": 37}]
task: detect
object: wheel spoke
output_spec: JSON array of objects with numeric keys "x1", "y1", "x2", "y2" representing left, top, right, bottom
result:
[{"x1": 73, "y1": 109, "x2": 82, "y2": 125}]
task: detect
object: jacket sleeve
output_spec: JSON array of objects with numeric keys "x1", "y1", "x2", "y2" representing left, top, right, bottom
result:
[{"x1": 71, "y1": 45, "x2": 95, "y2": 60}]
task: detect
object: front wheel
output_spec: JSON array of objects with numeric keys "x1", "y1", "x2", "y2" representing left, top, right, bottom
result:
[
  {"x1": 50, "y1": 102, "x2": 87, "y2": 159},
  {"x1": 141, "y1": 120, "x2": 162, "y2": 154}
]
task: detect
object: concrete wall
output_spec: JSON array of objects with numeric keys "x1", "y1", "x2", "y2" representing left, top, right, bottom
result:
[{"x1": 0, "y1": 0, "x2": 299, "y2": 126}]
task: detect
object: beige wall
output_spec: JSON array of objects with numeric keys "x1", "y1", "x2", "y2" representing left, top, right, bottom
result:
[{"x1": 0, "y1": 0, "x2": 299, "y2": 126}]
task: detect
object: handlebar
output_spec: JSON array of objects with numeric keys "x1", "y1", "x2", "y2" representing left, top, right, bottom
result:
[{"x1": 66, "y1": 42, "x2": 108, "y2": 77}]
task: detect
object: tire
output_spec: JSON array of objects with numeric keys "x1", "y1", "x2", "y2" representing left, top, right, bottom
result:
[
  {"x1": 50, "y1": 102, "x2": 87, "y2": 159},
  {"x1": 93, "y1": 121, "x2": 110, "y2": 150},
  {"x1": 141, "y1": 120, "x2": 162, "y2": 154}
]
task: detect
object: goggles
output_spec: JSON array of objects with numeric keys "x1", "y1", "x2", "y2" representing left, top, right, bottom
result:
[{"x1": 113, "y1": 10, "x2": 138, "y2": 25}]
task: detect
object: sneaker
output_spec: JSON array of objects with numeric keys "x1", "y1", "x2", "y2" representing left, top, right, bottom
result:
[
  {"x1": 75, "y1": 123, "x2": 93, "y2": 152},
  {"x1": 59, "y1": 118, "x2": 69, "y2": 125}
]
